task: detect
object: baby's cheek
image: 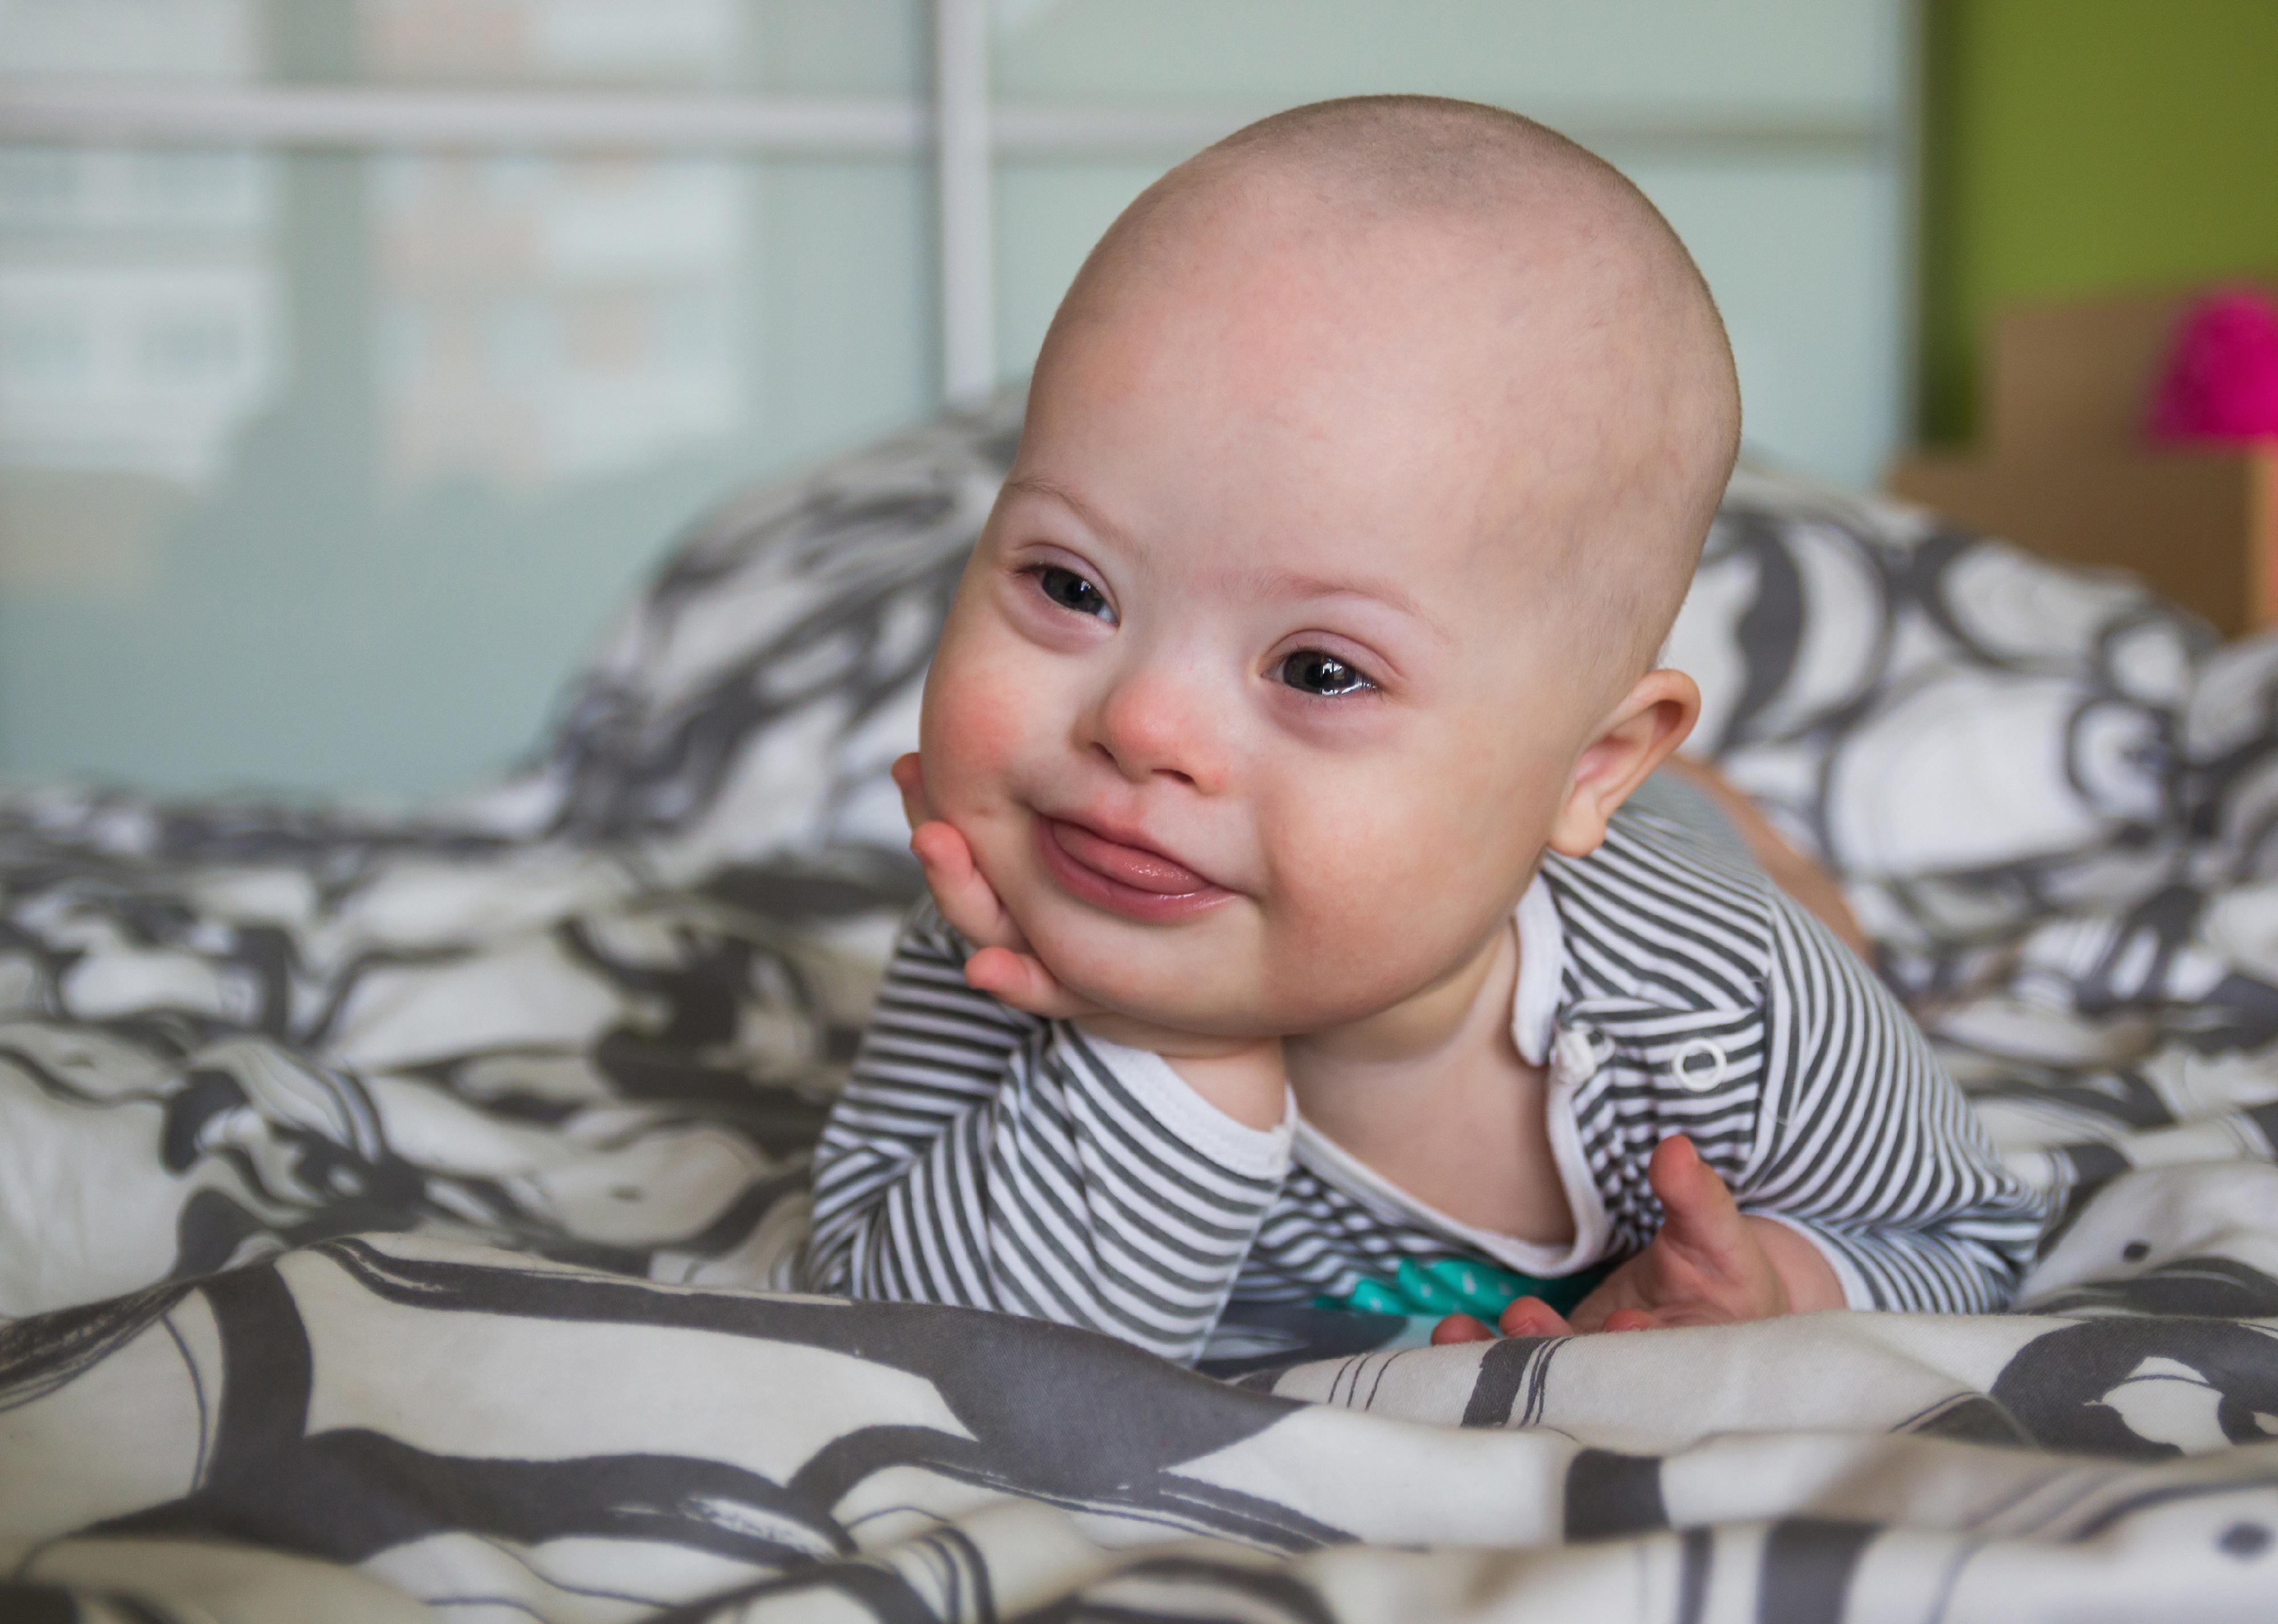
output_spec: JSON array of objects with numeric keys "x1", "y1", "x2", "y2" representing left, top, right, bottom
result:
[
  {"x1": 1258, "y1": 766, "x2": 1537, "y2": 1014},
  {"x1": 920, "y1": 655, "x2": 1037, "y2": 818},
  {"x1": 1261, "y1": 794, "x2": 1432, "y2": 985}
]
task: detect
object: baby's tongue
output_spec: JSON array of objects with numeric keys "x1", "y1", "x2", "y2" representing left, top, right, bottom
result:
[{"x1": 1050, "y1": 820, "x2": 1212, "y2": 894}]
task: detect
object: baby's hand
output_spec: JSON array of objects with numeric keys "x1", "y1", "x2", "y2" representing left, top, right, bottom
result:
[
  {"x1": 1429, "y1": 1135, "x2": 1843, "y2": 1343},
  {"x1": 891, "y1": 753, "x2": 1091, "y2": 1021},
  {"x1": 891, "y1": 756, "x2": 1285, "y2": 1123}
]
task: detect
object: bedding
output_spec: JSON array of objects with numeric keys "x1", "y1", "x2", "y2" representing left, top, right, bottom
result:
[{"x1": 6, "y1": 398, "x2": 2278, "y2": 1621}]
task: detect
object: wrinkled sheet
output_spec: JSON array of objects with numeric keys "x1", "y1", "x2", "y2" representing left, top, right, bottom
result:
[{"x1": 7, "y1": 405, "x2": 2278, "y2": 1621}]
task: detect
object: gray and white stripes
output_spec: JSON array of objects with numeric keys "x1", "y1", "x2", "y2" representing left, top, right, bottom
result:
[
  {"x1": 803, "y1": 924, "x2": 1290, "y2": 1358},
  {"x1": 1541, "y1": 818, "x2": 2051, "y2": 1316},
  {"x1": 804, "y1": 810, "x2": 2052, "y2": 1363}
]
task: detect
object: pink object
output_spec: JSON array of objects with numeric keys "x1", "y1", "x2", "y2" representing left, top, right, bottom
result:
[{"x1": 2146, "y1": 287, "x2": 2278, "y2": 447}]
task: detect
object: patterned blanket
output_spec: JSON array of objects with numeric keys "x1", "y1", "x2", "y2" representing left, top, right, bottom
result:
[{"x1": 7, "y1": 399, "x2": 2278, "y2": 1622}]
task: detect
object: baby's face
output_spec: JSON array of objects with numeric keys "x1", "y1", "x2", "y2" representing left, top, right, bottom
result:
[{"x1": 920, "y1": 222, "x2": 1642, "y2": 1035}]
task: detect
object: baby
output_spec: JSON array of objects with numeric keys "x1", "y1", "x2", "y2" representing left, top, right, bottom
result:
[{"x1": 801, "y1": 96, "x2": 2049, "y2": 1363}]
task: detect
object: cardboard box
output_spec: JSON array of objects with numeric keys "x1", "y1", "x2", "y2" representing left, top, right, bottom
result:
[{"x1": 1887, "y1": 281, "x2": 2278, "y2": 636}]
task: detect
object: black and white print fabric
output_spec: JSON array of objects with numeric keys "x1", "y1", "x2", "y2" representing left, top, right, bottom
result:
[{"x1": 7, "y1": 398, "x2": 2278, "y2": 1620}]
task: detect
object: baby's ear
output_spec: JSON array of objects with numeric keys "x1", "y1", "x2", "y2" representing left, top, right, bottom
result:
[{"x1": 1547, "y1": 670, "x2": 1701, "y2": 858}]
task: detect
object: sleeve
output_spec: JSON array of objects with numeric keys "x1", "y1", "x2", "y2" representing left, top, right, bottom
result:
[
  {"x1": 1737, "y1": 893, "x2": 2058, "y2": 1314},
  {"x1": 800, "y1": 903, "x2": 1296, "y2": 1363}
]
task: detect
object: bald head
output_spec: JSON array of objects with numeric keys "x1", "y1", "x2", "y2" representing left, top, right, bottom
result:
[{"x1": 1036, "y1": 95, "x2": 1741, "y2": 687}]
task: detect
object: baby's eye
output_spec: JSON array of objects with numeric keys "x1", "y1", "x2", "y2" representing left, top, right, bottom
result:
[
  {"x1": 1275, "y1": 649, "x2": 1374, "y2": 698},
  {"x1": 1032, "y1": 565, "x2": 1113, "y2": 622}
]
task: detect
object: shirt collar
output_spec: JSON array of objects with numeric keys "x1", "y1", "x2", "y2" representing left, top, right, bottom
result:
[{"x1": 1510, "y1": 872, "x2": 1565, "y2": 1067}]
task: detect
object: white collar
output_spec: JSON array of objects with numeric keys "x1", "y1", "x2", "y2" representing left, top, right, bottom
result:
[{"x1": 1510, "y1": 872, "x2": 1564, "y2": 1067}]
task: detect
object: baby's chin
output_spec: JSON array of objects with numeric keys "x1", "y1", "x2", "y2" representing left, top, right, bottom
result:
[
  {"x1": 1019, "y1": 893, "x2": 1415, "y2": 1040},
  {"x1": 1016, "y1": 895, "x2": 1283, "y2": 1038}
]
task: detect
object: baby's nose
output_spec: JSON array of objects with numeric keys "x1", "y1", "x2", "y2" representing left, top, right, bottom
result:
[{"x1": 1087, "y1": 664, "x2": 1227, "y2": 791}]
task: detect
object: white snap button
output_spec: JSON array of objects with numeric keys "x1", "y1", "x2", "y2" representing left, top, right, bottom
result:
[
  {"x1": 1670, "y1": 1037, "x2": 1728, "y2": 1093},
  {"x1": 1551, "y1": 1027, "x2": 1599, "y2": 1086}
]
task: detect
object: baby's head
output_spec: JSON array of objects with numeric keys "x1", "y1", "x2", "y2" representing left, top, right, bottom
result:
[{"x1": 920, "y1": 96, "x2": 1741, "y2": 1037}]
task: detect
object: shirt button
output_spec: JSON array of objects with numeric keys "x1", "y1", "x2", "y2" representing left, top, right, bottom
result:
[
  {"x1": 1551, "y1": 1027, "x2": 1599, "y2": 1086},
  {"x1": 1670, "y1": 1037, "x2": 1729, "y2": 1093}
]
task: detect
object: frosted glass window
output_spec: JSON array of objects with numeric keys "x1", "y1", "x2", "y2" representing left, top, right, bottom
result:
[{"x1": 0, "y1": 0, "x2": 1906, "y2": 797}]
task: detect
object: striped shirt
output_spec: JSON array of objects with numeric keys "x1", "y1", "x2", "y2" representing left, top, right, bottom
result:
[{"x1": 802, "y1": 808, "x2": 2053, "y2": 1364}]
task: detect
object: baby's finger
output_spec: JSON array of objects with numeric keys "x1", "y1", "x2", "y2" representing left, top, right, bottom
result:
[
  {"x1": 1600, "y1": 1307, "x2": 1659, "y2": 1333},
  {"x1": 910, "y1": 822, "x2": 1015, "y2": 945},
  {"x1": 1646, "y1": 1135, "x2": 1750, "y2": 1263},
  {"x1": 890, "y1": 753, "x2": 930, "y2": 831},
  {"x1": 963, "y1": 945, "x2": 1089, "y2": 1020},
  {"x1": 1495, "y1": 1296, "x2": 1574, "y2": 1338},
  {"x1": 1431, "y1": 1313, "x2": 1497, "y2": 1345}
]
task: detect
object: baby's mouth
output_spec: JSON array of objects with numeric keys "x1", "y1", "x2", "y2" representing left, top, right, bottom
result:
[
  {"x1": 1048, "y1": 817, "x2": 1212, "y2": 892},
  {"x1": 1034, "y1": 815, "x2": 1234, "y2": 923}
]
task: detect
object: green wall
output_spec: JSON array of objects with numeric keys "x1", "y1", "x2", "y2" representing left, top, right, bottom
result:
[{"x1": 1920, "y1": 0, "x2": 2278, "y2": 442}]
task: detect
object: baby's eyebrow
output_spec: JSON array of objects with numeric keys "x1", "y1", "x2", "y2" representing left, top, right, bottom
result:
[
  {"x1": 1002, "y1": 475, "x2": 1449, "y2": 644},
  {"x1": 1241, "y1": 566, "x2": 1450, "y2": 642},
  {"x1": 1001, "y1": 476, "x2": 1131, "y2": 546}
]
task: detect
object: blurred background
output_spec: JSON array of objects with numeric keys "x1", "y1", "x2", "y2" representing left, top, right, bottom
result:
[{"x1": 0, "y1": 0, "x2": 2271, "y2": 800}]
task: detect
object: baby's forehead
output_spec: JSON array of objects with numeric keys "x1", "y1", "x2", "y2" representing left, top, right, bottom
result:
[
  {"x1": 1028, "y1": 274, "x2": 1623, "y2": 562},
  {"x1": 1061, "y1": 198, "x2": 1676, "y2": 491}
]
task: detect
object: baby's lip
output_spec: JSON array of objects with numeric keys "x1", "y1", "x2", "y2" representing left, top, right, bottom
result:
[{"x1": 1041, "y1": 813, "x2": 1220, "y2": 896}]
